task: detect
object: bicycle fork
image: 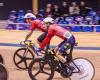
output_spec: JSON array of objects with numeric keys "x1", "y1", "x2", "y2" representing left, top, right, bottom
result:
[{"x1": 23, "y1": 48, "x2": 29, "y2": 57}]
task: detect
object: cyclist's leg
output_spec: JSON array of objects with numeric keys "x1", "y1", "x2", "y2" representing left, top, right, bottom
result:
[
  {"x1": 55, "y1": 39, "x2": 68, "y2": 63},
  {"x1": 55, "y1": 35, "x2": 76, "y2": 63}
]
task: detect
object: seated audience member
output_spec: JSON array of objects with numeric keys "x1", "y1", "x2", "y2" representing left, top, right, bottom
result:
[
  {"x1": 60, "y1": 1, "x2": 69, "y2": 17},
  {"x1": 52, "y1": 4, "x2": 61, "y2": 19},
  {"x1": 69, "y1": 2, "x2": 80, "y2": 17},
  {"x1": 79, "y1": 1, "x2": 91, "y2": 16},
  {"x1": 44, "y1": 3, "x2": 53, "y2": 17}
]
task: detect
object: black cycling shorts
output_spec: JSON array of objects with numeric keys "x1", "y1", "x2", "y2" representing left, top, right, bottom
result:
[{"x1": 37, "y1": 32, "x2": 47, "y2": 43}]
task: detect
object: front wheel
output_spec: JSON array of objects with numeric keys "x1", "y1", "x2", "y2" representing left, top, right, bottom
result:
[
  {"x1": 28, "y1": 58, "x2": 55, "y2": 80},
  {"x1": 69, "y1": 58, "x2": 95, "y2": 80},
  {"x1": 13, "y1": 48, "x2": 34, "y2": 70}
]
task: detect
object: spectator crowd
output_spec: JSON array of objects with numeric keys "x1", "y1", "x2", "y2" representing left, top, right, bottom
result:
[
  {"x1": 7, "y1": 1, "x2": 100, "y2": 31},
  {"x1": 42, "y1": 1, "x2": 100, "y2": 25}
]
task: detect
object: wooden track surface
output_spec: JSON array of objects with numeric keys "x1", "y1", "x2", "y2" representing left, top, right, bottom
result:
[
  {"x1": 0, "y1": 30, "x2": 100, "y2": 47},
  {"x1": 0, "y1": 30, "x2": 100, "y2": 80}
]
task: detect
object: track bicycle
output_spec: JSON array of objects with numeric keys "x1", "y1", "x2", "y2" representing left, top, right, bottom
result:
[{"x1": 28, "y1": 43, "x2": 95, "y2": 80}]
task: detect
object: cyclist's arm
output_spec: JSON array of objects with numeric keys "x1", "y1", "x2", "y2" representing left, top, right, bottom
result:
[
  {"x1": 25, "y1": 30, "x2": 34, "y2": 41},
  {"x1": 40, "y1": 30, "x2": 54, "y2": 48},
  {"x1": 25, "y1": 22, "x2": 36, "y2": 41}
]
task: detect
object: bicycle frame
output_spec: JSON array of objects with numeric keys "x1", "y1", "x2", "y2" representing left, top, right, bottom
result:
[
  {"x1": 20, "y1": 41, "x2": 40, "y2": 56},
  {"x1": 70, "y1": 61, "x2": 80, "y2": 73},
  {"x1": 64, "y1": 45, "x2": 81, "y2": 74},
  {"x1": 43, "y1": 44, "x2": 81, "y2": 76}
]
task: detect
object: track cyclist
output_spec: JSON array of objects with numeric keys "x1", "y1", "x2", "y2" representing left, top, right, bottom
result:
[
  {"x1": 24, "y1": 13, "x2": 54, "y2": 47},
  {"x1": 36, "y1": 18, "x2": 76, "y2": 66}
]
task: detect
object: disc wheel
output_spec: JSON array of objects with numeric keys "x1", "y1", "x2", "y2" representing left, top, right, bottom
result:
[{"x1": 69, "y1": 58, "x2": 95, "y2": 80}]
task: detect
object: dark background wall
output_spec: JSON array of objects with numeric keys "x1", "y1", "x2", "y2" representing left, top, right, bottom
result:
[
  {"x1": 0, "y1": 0, "x2": 32, "y2": 20},
  {"x1": 38, "y1": 0, "x2": 100, "y2": 11}
]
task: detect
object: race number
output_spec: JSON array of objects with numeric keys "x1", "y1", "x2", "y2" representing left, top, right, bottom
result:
[{"x1": 64, "y1": 31, "x2": 72, "y2": 39}]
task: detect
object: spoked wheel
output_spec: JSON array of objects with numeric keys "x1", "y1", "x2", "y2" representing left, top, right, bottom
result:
[
  {"x1": 69, "y1": 58, "x2": 95, "y2": 80},
  {"x1": 28, "y1": 58, "x2": 55, "y2": 80},
  {"x1": 0, "y1": 63, "x2": 8, "y2": 80},
  {"x1": 13, "y1": 48, "x2": 34, "y2": 70}
]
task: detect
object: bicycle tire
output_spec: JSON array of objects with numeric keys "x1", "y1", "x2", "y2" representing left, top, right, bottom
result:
[
  {"x1": 13, "y1": 48, "x2": 34, "y2": 70},
  {"x1": 28, "y1": 58, "x2": 55, "y2": 80},
  {"x1": 0, "y1": 63, "x2": 8, "y2": 80},
  {"x1": 69, "y1": 57, "x2": 95, "y2": 80}
]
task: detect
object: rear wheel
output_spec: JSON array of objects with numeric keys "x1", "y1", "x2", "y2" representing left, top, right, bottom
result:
[
  {"x1": 69, "y1": 58, "x2": 95, "y2": 80},
  {"x1": 28, "y1": 58, "x2": 55, "y2": 80},
  {"x1": 13, "y1": 48, "x2": 34, "y2": 70}
]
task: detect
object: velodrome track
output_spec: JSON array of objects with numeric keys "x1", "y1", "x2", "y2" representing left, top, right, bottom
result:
[{"x1": 0, "y1": 30, "x2": 100, "y2": 80}]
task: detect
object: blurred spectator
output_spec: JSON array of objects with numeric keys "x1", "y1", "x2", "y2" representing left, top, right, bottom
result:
[
  {"x1": 69, "y1": 2, "x2": 80, "y2": 16},
  {"x1": 60, "y1": 1, "x2": 69, "y2": 17},
  {"x1": 79, "y1": 1, "x2": 91, "y2": 16},
  {"x1": 44, "y1": 3, "x2": 52, "y2": 17},
  {"x1": 52, "y1": 4, "x2": 61, "y2": 19}
]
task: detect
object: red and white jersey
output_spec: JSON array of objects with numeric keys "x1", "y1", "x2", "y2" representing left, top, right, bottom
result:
[
  {"x1": 40, "y1": 24, "x2": 73, "y2": 48},
  {"x1": 31, "y1": 20, "x2": 46, "y2": 32}
]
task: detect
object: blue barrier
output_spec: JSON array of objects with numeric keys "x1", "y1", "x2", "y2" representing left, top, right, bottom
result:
[
  {"x1": 71, "y1": 26, "x2": 81, "y2": 32},
  {"x1": 82, "y1": 26, "x2": 93, "y2": 32},
  {"x1": 96, "y1": 26, "x2": 100, "y2": 32}
]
